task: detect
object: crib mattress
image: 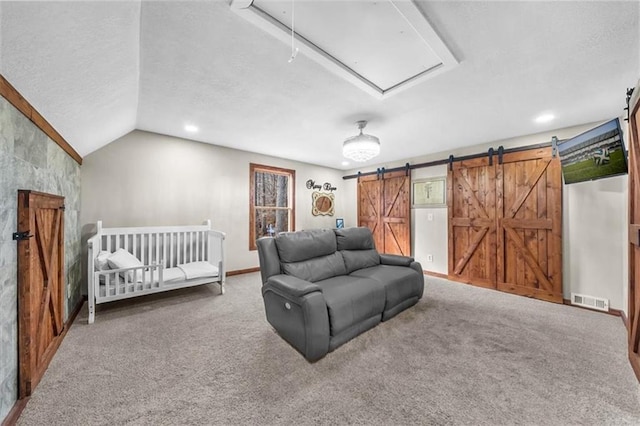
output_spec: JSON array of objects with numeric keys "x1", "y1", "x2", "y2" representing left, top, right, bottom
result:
[{"x1": 98, "y1": 264, "x2": 219, "y2": 298}]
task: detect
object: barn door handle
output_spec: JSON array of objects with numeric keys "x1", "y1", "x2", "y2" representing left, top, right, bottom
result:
[{"x1": 13, "y1": 231, "x2": 33, "y2": 241}]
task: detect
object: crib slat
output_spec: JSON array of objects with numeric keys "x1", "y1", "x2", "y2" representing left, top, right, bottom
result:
[
  {"x1": 195, "y1": 232, "x2": 200, "y2": 261},
  {"x1": 181, "y1": 232, "x2": 186, "y2": 264},
  {"x1": 161, "y1": 233, "x2": 165, "y2": 269},
  {"x1": 156, "y1": 233, "x2": 160, "y2": 267},
  {"x1": 170, "y1": 233, "x2": 174, "y2": 267},
  {"x1": 201, "y1": 232, "x2": 206, "y2": 261},
  {"x1": 133, "y1": 234, "x2": 137, "y2": 260}
]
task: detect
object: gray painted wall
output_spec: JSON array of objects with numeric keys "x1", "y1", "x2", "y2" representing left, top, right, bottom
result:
[
  {"x1": 0, "y1": 97, "x2": 82, "y2": 421},
  {"x1": 80, "y1": 130, "x2": 346, "y2": 273}
]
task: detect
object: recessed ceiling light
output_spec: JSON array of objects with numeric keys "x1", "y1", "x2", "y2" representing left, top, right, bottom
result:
[
  {"x1": 185, "y1": 124, "x2": 199, "y2": 133},
  {"x1": 341, "y1": 161, "x2": 350, "y2": 166},
  {"x1": 535, "y1": 114, "x2": 555, "y2": 124}
]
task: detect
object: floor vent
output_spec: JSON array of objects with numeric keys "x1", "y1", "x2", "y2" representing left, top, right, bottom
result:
[{"x1": 571, "y1": 293, "x2": 609, "y2": 312}]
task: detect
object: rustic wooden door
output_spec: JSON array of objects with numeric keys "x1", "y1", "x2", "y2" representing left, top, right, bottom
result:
[
  {"x1": 357, "y1": 174, "x2": 383, "y2": 249},
  {"x1": 358, "y1": 171, "x2": 411, "y2": 255},
  {"x1": 448, "y1": 148, "x2": 563, "y2": 302},
  {"x1": 17, "y1": 190, "x2": 65, "y2": 398},
  {"x1": 628, "y1": 83, "x2": 640, "y2": 381},
  {"x1": 448, "y1": 158, "x2": 497, "y2": 288},
  {"x1": 496, "y1": 148, "x2": 563, "y2": 303},
  {"x1": 381, "y1": 170, "x2": 411, "y2": 256}
]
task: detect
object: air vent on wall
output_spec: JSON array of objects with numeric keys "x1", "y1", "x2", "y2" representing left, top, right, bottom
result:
[{"x1": 571, "y1": 293, "x2": 609, "y2": 312}]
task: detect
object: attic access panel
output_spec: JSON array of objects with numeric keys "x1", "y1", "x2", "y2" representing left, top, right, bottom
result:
[{"x1": 230, "y1": 0, "x2": 458, "y2": 99}]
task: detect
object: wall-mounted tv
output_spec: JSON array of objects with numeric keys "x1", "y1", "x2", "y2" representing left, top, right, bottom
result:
[{"x1": 558, "y1": 118, "x2": 627, "y2": 184}]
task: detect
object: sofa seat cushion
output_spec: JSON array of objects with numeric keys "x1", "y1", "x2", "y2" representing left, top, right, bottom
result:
[
  {"x1": 350, "y1": 265, "x2": 422, "y2": 312},
  {"x1": 315, "y1": 275, "x2": 385, "y2": 337}
]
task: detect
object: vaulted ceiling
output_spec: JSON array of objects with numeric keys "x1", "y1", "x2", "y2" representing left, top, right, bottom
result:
[{"x1": 1, "y1": 1, "x2": 638, "y2": 169}]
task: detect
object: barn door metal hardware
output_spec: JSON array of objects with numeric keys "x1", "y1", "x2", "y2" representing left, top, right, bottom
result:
[
  {"x1": 488, "y1": 148, "x2": 494, "y2": 166},
  {"x1": 551, "y1": 137, "x2": 558, "y2": 158},
  {"x1": 498, "y1": 146, "x2": 504, "y2": 164},
  {"x1": 13, "y1": 231, "x2": 33, "y2": 241},
  {"x1": 448, "y1": 155, "x2": 454, "y2": 171},
  {"x1": 625, "y1": 87, "x2": 635, "y2": 122},
  {"x1": 405, "y1": 163, "x2": 410, "y2": 176}
]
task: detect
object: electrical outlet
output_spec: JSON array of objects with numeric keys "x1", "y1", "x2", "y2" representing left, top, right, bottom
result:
[{"x1": 427, "y1": 254, "x2": 433, "y2": 262}]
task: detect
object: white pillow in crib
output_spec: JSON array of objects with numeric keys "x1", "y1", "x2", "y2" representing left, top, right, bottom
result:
[
  {"x1": 95, "y1": 251, "x2": 111, "y2": 271},
  {"x1": 162, "y1": 267, "x2": 186, "y2": 283},
  {"x1": 108, "y1": 249, "x2": 143, "y2": 282},
  {"x1": 177, "y1": 261, "x2": 219, "y2": 280}
]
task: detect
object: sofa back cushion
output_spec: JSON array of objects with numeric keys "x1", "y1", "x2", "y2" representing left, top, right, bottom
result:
[
  {"x1": 334, "y1": 227, "x2": 380, "y2": 273},
  {"x1": 341, "y1": 249, "x2": 380, "y2": 274},
  {"x1": 334, "y1": 227, "x2": 376, "y2": 251},
  {"x1": 282, "y1": 252, "x2": 347, "y2": 282},
  {"x1": 275, "y1": 229, "x2": 347, "y2": 282},
  {"x1": 276, "y1": 229, "x2": 337, "y2": 262}
]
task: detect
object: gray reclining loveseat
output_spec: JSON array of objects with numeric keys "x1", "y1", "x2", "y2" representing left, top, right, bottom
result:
[{"x1": 257, "y1": 227, "x2": 424, "y2": 361}]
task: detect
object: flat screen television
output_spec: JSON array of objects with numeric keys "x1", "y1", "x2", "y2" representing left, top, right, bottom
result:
[{"x1": 558, "y1": 118, "x2": 627, "y2": 184}]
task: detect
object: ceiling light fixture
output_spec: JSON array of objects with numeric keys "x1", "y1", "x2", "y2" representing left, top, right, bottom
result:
[
  {"x1": 341, "y1": 161, "x2": 350, "y2": 166},
  {"x1": 343, "y1": 121, "x2": 381, "y2": 162},
  {"x1": 535, "y1": 113, "x2": 555, "y2": 124},
  {"x1": 185, "y1": 124, "x2": 199, "y2": 133}
]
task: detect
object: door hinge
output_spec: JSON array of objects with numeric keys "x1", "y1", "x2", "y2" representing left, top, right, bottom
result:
[
  {"x1": 13, "y1": 231, "x2": 33, "y2": 241},
  {"x1": 59, "y1": 205, "x2": 66, "y2": 211}
]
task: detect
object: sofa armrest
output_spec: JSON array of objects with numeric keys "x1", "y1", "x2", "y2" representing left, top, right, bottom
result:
[
  {"x1": 262, "y1": 275, "x2": 329, "y2": 361},
  {"x1": 380, "y1": 254, "x2": 415, "y2": 267},
  {"x1": 266, "y1": 274, "x2": 321, "y2": 298}
]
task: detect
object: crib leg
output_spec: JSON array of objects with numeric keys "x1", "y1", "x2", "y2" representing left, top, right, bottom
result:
[
  {"x1": 88, "y1": 273, "x2": 96, "y2": 324},
  {"x1": 88, "y1": 298, "x2": 95, "y2": 324}
]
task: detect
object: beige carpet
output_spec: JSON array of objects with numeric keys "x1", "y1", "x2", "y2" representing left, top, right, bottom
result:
[{"x1": 17, "y1": 273, "x2": 640, "y2": 425}]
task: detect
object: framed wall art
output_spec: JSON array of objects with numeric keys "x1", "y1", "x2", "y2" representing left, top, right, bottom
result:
[
  {"x1": 312, "y1": 191, "x2": 335, "y2": 216},
  {"x1": 412, "y1": 177, "x2": 446, "y2": 208}
]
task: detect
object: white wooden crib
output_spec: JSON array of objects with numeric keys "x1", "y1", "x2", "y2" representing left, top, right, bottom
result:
[{"x1": 87, "y1": 220, "x2": 225, "y2": 324}]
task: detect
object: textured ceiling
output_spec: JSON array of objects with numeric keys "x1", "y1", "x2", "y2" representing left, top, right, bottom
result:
[{"x1": 1, "y1": 1, "x2": 638, "y2": 170}]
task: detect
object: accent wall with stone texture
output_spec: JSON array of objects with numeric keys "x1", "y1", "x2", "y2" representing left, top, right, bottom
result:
[{"x1": 0, "y1": 96, "x2": 82, "y2": 421}]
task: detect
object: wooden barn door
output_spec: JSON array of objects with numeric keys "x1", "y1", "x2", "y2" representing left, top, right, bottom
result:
[
  {"x1": 628, "y1": 83, "x2": 640, "y2": 381},
  {"x1": 17, "y1": 190, "x2": 65, "y2": 398},
  {"x1": 448, "y1": 158, "x2": 497, "y2": 288},
  {"x1": 448, "y1": 148, "x2": 563, "y2": 303},
  {"x1": 496, "y1": 148, "x2": 563, "y2": 303},
  {"x1": 358, "y1": 171, "x2": 411, "y2": 256},
  {"x1": 381, "y1": 171, "x2": 411, "y2": 256},
  {"x1": 358, "y1": 175, "x2": 383, "y2": 250}
]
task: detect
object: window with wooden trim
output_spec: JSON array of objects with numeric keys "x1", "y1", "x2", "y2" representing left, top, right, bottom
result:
[{"x1": 250, "y1": 163, "x2": 295, "y2": 250}]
